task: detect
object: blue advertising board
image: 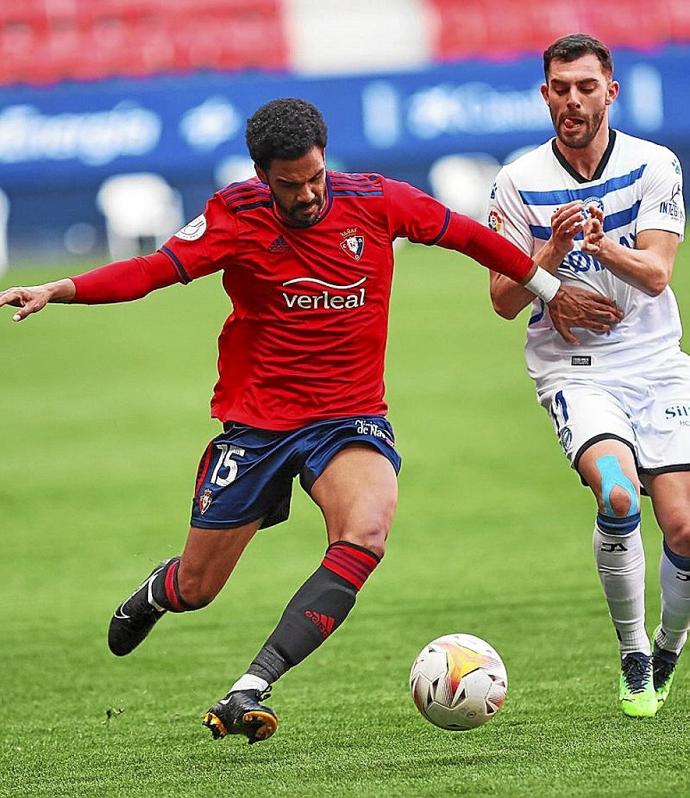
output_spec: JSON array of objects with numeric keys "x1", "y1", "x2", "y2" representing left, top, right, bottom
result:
[
  {"x1": 1, "y1": 46, "x2": 689, "y2": 191},
  {"x1": 0, "y1": 46, "x2": 688, "y2": 258}
]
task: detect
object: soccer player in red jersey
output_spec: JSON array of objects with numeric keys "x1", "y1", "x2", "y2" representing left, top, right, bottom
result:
[{"x1": 0, "y1": 99, "x2": 621, "y2": 744}]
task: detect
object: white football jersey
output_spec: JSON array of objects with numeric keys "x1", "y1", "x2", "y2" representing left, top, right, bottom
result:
[{"x1": 488, "y1": 130, "x2": 685, "y2": 390}]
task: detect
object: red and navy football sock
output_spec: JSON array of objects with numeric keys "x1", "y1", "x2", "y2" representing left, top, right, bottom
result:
[
  {"x1": 150, "y1": 557, "x2": 195, "y2": 612},
  {"x1": 247, "y1": 541, "x2": 381, "y2": 683}
]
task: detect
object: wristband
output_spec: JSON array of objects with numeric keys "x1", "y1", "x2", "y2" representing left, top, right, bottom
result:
[{"x1": 523, "y1": 267, "x2": 560, "y2": 303}]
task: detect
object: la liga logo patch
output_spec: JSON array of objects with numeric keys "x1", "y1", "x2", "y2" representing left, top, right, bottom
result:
[{"x1": 487, "y1": 208, "x2": 503, "y2": 234}]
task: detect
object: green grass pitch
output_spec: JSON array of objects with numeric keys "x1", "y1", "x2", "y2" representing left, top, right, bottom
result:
[{"x1": 1, "y1": 243, "x2": 689, "y2": 797}]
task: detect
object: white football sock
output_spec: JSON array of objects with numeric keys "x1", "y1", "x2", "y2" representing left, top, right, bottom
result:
[
  {"x1": 593, "y1": 517, "x2": 650, "y2": 656},
  {"x1": 227, "y1": 674, "x2": 269, "y2": 694},
  {"x1": 657, "y1": 543, "x2": 690, "y2": 654}
]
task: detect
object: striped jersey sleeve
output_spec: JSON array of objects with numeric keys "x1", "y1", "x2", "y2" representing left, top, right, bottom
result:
[{"x1": 637, "y1": 147, "x2": 685, "y2": 239}]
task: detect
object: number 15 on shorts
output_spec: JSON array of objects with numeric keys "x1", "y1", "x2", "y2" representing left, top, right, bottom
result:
[{"x1": 210, "y1": 444, "x2": 245, "y2": 487}]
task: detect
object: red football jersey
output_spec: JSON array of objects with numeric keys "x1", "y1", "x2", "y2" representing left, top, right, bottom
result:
[{"x1": 159, "y1": 172, "x2": 454, "y2": 430}]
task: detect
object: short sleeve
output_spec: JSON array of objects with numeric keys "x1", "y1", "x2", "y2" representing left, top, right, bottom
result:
[
  {"x1": 636, "y1": 148, "x2": 685, "y2": 241},
  {"x1": 382, "y1": 178, "x2": 451, "y2": 245},
  {"x1": 159, "y1": 193, "x2": 239, "y2": 282},
  {"x1": 486, "y1": 169, "x2": 534, "y2": 256}
]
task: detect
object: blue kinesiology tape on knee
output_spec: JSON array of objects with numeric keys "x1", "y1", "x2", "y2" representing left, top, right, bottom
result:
[{"x1": 595, "y1": 454, "x2": 640, "y2": 517}]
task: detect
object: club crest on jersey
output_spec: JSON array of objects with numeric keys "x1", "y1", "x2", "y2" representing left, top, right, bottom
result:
[
  {"x1": 175, "y1": 214, "x2": 207, "y2": 241},
  {"x1": 199, "y1": 488, "x2": 213, "y2": 515},
  {"x1": 340, "y1": 228, "x2": 364, "y2": 261}
]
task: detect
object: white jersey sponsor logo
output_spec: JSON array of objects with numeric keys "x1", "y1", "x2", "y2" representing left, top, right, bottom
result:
[
  {"x1": 664, "y1": 402, "x2": 690, "y2": 426},
  {"x1": 281, "y1": 276, "x2": 366, "y2": 311}
]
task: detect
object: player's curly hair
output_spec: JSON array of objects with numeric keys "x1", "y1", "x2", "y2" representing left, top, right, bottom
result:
[
  {"x1": 246, "y1": 98, "x2": 328, "y2": 171},
  {"x1": 543, "y1": 34, "x2": 613, "y2": 79}
]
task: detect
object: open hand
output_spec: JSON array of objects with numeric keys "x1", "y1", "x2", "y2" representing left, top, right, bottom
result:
[
  {"x1": 0, "y1": 279, "x2": 75, "y2": 321},
  {"x1": 547, "y1": 284, "x2": 624, "y2": 345}
]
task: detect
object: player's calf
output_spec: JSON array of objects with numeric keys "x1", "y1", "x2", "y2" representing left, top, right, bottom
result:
[
  {"x1": 108, "y1": 557, "x2": 196, "y2": 656},
  {"x1": 202, "y1": 540, "x2": 381, "y2": 742}
]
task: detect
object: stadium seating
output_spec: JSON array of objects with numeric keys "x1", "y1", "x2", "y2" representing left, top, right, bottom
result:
[
  {"x1": 427, "y1": 0, "x2": 687, "y2": 62},
  {"x1": 0, "y1": 0, "x2": 689, "y2": 86},
  {"x1": 428, "y1": 154, "x2": 500, "y2": 221},
  {"x1": 0, "y1": 0, "x2": 287, "y2": 85},
  {"x1": 96, "y1": 173, "x2": 184, "y2": 260}
]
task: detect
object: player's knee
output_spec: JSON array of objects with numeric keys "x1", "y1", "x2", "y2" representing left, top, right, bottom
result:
[
  {"x1": 595, "y1": 454, "x2": 640, "y2": 517},
  {"x1": 664, "y1": 519, "x2": 690, "y2": 558},
  {"x1": 176, "y1": 567, "x2": 218, "y2": 609},
  {"x1": 339, "y1": 516, "x2": 391, "y2": 560},
  {"x1": 603, "y1": 484, "x2": 639, "y2": 517}
]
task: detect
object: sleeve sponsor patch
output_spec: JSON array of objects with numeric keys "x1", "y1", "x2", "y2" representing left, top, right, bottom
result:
[
  {"x1": 658, "y1": 182, "x2": 685, "y2": 222},
  {"x1": 487, "y1": 207, "x2": 504, "y2": 234},
  {"x1": 175, "y1": 213, "x2": 207, "y2": 241}
]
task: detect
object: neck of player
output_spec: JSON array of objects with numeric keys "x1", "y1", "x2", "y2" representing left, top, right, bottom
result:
[{"x1": 555, "y1": 124, "x2": 611, "y2": 181}]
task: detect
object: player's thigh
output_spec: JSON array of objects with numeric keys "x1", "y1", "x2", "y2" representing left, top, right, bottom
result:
[
  {"x1": 634, "y1": 354, "x2": 690, "y2": 473},
  {"x1": 177, "y1": 519, "x2": 262, "y2": 604},
  {"x1": 641, "y1": 470, "x2": 690, "y2": 555},
  {"x1": 541, "y1": 383, "x2": 633, "y2": 465},
  {"x1": 191, "y1": 425, "x2": 295, "y2": 531},
  {"x1": 541, "y1": 382, "x2": 640, "y2": 514},
  {"x1": 309, "y1": 444, "x2": 398, "y2": 557}
]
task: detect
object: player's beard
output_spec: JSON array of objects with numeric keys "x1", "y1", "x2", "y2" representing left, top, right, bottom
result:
[
  {"x1": 553, "y1": 106, "x2": 606, "y2": 150},
  {"x1": 274, "y1": 193, "x2": 326, "y2": 227}
]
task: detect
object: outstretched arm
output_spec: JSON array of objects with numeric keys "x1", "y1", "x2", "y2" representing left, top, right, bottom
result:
[{"x1": 0, "y1": 251, "x2": 181, "y2": 322}]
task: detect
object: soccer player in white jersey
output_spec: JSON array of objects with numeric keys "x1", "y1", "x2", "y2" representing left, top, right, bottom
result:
[{"x1": 488, "y1": 33, "x2": 689, "y2": 718}]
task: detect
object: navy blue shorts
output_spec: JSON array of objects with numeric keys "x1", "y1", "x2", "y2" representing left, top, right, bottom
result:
[{"x1": 190, "y1": 415, "x2": 401, "y2": 530}]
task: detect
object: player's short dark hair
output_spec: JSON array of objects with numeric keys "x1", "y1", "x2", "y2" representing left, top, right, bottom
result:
[
  {"x1": 543, "y1": 34, "x2": 614, "y2": 79},
  {"x1": 245, "y1": 98, "x2": 328, "y2": 171}
]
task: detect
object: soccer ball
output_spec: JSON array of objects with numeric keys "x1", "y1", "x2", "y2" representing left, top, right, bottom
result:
[{"x1": 409, "y1": 633, "x2": 507, "y2": 730}]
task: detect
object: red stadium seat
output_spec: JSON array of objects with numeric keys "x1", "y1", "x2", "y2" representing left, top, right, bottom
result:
[
  {"x1": 0, "y1": 0, "x2": 48, "y2": 29},
  {"x1": 582, "y1": 0, "x2": 673, "y2": 51},
  {"x1": 1, "y1": 0, "x2": 685, "y2": 86},
  {"x1": 427, "y1": 0, "x2": 687, "y2": 63},
  {"x1": 663, "y1": 0, "x2": 690, "y2": 43}
]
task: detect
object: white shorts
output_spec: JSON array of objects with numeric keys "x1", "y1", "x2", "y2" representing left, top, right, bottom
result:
[{"x1": 538, "y1": 350, "x2": 690, "y2": 474}]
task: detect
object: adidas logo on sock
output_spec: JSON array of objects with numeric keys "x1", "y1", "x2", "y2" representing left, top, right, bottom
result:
[{"x1": 304, "y1": 610, "x2": 335, "y2": 638}]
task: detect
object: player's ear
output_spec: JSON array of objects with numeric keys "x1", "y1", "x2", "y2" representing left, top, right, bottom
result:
[
  {"x1": 540, "y1": 83, "x2": 549, "y2": 104},
  {"x1": 255, "y1": 163, "x2": 269, "y2": 184},
  {"x1": 605, "y1": 80, "x2": 620, "y2": 106}
]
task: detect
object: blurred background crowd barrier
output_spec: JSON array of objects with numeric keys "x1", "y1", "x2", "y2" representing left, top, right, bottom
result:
[{"x1": 0, "y1": 0, "x2": 689, "y2": 267}]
